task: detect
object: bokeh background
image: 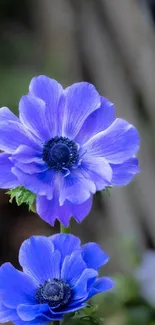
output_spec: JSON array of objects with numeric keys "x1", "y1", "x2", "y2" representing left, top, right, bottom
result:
[{"x1": 1, "y1": 0, "x2": 155, "y2": 324}]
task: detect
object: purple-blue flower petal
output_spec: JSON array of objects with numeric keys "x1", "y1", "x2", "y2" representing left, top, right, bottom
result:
[
  {"x1": 111, "y1": 157, "x2": 140, "y2": 186},
  {"x1": 60, "y1": 181, "x2": 94, "y2": 205},
  {"x1": 36, "y1": 195, "x2": 92, "y2": 226},
  {"x1": 17, "y1": 304, "x2": 49, "y2": 321},
  {"x1": 71, "y1": 196, "x2": 93, "y2": 223},
  {"x1": 12, "y1": 166, "x2": 55, "y2": 199},
  {"x1": 61, "y1": 252, "x2": 86, "y2": 287},
  {"x1": 36, "y1": 195, "x2": 72, "y2": 227},
  {"x1": 80, "y1": 157, "x2": 112, "y2": 191},
  {"x1": 17, "y1": 313, "x2": 62, "y2": 325},
  {"x1": 14, "y1": 315, "x2": 55, "y2": 325},
  {"x1": 67, "y1": 298, "x2": 87, "y2": 309},
  {"x1": 60, "y1": 170, "x2": 95, "y2": 205},
  {"x1": 29, "y1": 75, "x2": 63, "y2": 136},
  {"x1": 81, "y1": 243, "x2": 109, "y2": 270},
  {"x1": 19, "y1": 95, "x2": 51, "y2": 141},
  {"x1": 0, "y1": 153, "x2": 20, "y2": 188},
  {"x1": 51, "y1": 303, "x2": 87, "y2": 315},
  {"x1": 0, "y1": 304, "x2": 61, "y2": 325},
  {"x1": 0, "y1": 263, "x2": 37, "y2": 308},
  {"x1": 75, "y1": 96, "x2": 115, "y2": 145},
  {"x1": 72, "y1": 269, "x2": 97, "y2": 301},
  {"x1": 12, "y1": 145, "x2": 42, "y2": 163},
  {"x1": 50, "y1": 234, "x2": 81, "y2": 264},
  {"x1": 11, "y1": 145, "x2": 48, "y2": 174},
  {"x1": 0, "y1": 303, "x2": 21, "y2": 323},
  {"x1": 88, "y1": 277, "x2": 114, "y2": 299},
  {"x1": 0, "y1": 107, "x2": 19, "y2": 122},
  {"x1": 14, "y1": 161, "x2": 48, "y2": 175},
  {"x1": 63, "y1": 82, "x2": 101, "y2": 139},
  {"x1": 19, "y1": 236, "x2": 61, "y2": 284},
  {"x1": 82, "y1": 118, "x2": 140, "y2": 164},
  {"x1": 0, "y1": 120, "x2": 40, "y2": 153}
]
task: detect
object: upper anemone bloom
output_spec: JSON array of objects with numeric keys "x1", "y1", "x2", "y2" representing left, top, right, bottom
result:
[
  {"x1": 0, "y1": 76, "x2": 140, "y2": 225},
  {"x1": 0, "y1": 234, "x2": 114, "y2": 324}
]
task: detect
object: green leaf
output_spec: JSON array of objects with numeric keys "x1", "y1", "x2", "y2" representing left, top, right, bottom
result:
[
  {"x1": 82, "y1": 305, "x2": 99, "y2": 316},
  {"x1": 63, "y1": 316, "x2": 102, "y2": 325},
  {"x1": 7, "y1": 187, "x2": 36, "y2": 212},
  {"x1": 63, "y1": 306, "x2": 103, "y2": 325}
]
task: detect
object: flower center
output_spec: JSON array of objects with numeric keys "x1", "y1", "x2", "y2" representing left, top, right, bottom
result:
[
  {"x1": 35, "y1": 278, "x2": 71, "y2": 308},
  {"x1": 42, "y1": 136, "x2": 79, "y2": 171},
  {"x1": 51, "y1": 144, "x2": 70, "y2": 164}
]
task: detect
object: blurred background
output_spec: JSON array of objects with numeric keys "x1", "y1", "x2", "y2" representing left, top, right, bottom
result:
[{"x1": 1, "y1": 0, "x2": 155, "y2": 324}]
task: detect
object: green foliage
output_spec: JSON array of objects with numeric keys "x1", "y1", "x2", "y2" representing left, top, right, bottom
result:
[
  {"x1": 125, "y1": 306, "x2": 152, "y2": 325},
  {"x1": 64, "y1": 317, "x2": 101, "y2": 325},
  {"x1": 90, "y1": 271, "x2": 155, "y2": 325},
  {"x1": 7, "y1": 186, "x2": 36, "y2": 212},
  {"x1": 114, "y1": 275, "x2": 139, "y2": 304},
  {"x1": 63, "y1": 305, "x2": 103, "y2": 325}
]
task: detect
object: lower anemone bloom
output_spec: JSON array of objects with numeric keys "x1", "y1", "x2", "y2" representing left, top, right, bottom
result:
[
  {"x1": 0, "y1": 234, "x2": 114, "y2": 324},
  {"x1": 0, "y1": 76, "x2": 140, "y2": 225}
]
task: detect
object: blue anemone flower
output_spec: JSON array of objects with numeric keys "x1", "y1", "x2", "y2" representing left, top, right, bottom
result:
[
  {"x1": 0, "y1": 76, "x2": 140, "y2": 225},
  {"x1": 0, "y1": 234, "x2": 114, "y2": 324}
]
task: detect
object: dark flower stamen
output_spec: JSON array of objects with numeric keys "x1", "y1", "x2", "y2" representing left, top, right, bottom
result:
[
  {"x1": 42, "y1": 136, "x2": 79, "y2": 171},
  {"x1": 36, "y1": 278, "x2": 72, "y2": 308}
]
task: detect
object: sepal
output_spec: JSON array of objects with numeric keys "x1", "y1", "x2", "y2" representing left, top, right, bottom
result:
[{"x1": 7, "y1": 186, "x2": 36, "y2": 211}]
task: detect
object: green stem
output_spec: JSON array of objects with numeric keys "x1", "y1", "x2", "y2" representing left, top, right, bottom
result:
[
  {"x1": 60, "y1": 223, "x2": 71, "y2": 234},
  {"x1": 53, "y1": 321, "x2": 60, "y2": 325}
]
